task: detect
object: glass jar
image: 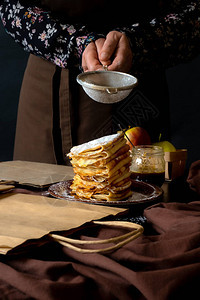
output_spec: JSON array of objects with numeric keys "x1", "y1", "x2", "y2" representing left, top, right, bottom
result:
[{"x1": 130, "y1": 145, "x2": 165, "y2": 186}]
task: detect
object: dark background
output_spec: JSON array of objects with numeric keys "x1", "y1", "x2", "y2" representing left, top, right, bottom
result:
[
  {"x1": 0, "y1": 22, "x2": 28, "y2": 161},
  {"x1": 1, "y1": 22, "x2": 200, "y2": 170}
]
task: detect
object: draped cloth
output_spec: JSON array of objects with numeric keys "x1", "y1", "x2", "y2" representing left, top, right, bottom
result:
[{"x1": 0, "y1": 201, "x2": 199, "y2": 300}]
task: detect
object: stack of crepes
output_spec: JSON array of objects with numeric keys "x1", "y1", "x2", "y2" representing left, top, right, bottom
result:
[{"x1": 67, "y1": 132, "x2": 132, "y2": 202}]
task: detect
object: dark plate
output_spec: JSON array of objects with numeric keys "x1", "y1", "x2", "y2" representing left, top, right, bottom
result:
[{"x1": 48, "y1": 180, "x2": 163, "y2": 207}]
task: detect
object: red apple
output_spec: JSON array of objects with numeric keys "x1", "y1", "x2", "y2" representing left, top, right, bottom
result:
[{"x1": 124, "y1": 127, "x2": 151, "y2": 150}]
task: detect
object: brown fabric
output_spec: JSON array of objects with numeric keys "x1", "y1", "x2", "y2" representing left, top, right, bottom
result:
[
  {"x1": 187, "y1": 160, "x2": 200, "y2": 194},
  {"x1": 14, "y1": 55, "x2": 114, "y2": 165},
  {"x1": 76, "y1": 85, "x2": 113, "y2": 144},
  {"x1": 59, "y1": 66, "x2": 72, "y2": 162},
  {"x1": 0, "y1": 201, "x2": 199, "y2": 299},
  {"x1": 14, "y1": 55, "x2": 60, "y2": 164},
  {"x1": 14, "y1": 55, "x2": 75, "y2": 165}
]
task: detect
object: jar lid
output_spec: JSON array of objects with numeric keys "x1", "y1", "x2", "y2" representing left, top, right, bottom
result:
[{"x1": 132, "y1": 145, "x2": 164, "y2": 156}]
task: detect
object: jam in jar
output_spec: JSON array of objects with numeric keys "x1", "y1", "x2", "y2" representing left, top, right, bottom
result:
[{"x1": 130, "y1": 145, "x2": 165, "y2": 187}]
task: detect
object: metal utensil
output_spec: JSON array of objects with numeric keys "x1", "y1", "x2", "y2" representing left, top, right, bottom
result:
[
  {"x1": 76, "y1": 70, "x2": 138, "y2": 104},
  {"x1": 118, "y1": 124, "x2": 135, "y2": 149}
]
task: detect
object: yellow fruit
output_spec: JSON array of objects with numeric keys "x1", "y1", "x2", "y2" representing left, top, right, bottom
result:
[{"x1": 153, "y1": 141, "x2": 176, "y2": 152}]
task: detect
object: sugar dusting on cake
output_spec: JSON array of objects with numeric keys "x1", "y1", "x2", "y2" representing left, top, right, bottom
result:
[{"x1": 69, "y1": 132, "x2": 122, "y2": 155}]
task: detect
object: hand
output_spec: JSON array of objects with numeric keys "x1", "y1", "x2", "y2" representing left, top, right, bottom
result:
[
  {"x1": 82, "y1": 32, "x2": 133, "y2": 73},
  {"x1": 99, "y1": 31, "x2": 133, "y2": 73},
  {"x1": 82, "y1": 38, "x2": 106, "y2": 72}
]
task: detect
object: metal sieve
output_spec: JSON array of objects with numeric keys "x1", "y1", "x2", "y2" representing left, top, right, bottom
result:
[{"x1": 76, "y1": 70, "x2": 138, "y2": 104}]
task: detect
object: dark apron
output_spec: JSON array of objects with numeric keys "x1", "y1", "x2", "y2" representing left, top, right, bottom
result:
[
  {"x1": 13, "y1": 55, "x2": 113, "y2": 165},
  {"x1": 14, "y1": 54, "x2": 170, "y2": 165}
]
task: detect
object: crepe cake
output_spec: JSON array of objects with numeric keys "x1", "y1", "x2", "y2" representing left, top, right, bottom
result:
[{"x1": 67, "y1": 132, "x2": 132, "y2": 201}]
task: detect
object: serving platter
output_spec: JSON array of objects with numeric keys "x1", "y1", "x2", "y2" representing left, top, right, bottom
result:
[{"x1": 48, "y1": 180, "x2": 163, "y2": 207}]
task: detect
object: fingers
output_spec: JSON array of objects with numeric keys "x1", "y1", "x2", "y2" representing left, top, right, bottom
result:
[
  {"x1": 95, "y1": 39, "x2": 111, "y2": 67},
  {"x1": 81, "y1": 32, "x2": 133, "y2": 73},
  {"x1": 82, "y1": 41, "x2": 102, "y2": 72},
  {"x1": 109, "y1": 34, "x2": 133, "y2": 72},
  {"x1": 100, "y1": 31, "x2": 133, "y2": 73},
  {"x1": 100, "y1": 31, "x2": 120, "y2": 65}
]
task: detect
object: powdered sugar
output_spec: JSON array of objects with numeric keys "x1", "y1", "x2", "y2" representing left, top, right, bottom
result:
[{"x1": 69, "y1": 132, "x2": 122, "y2": 155}]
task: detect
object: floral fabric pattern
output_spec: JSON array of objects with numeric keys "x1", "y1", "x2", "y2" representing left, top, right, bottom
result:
[
  {"x1": 0, "y1": 0, "x2": 90, "y2": 68},
  {"x1": 1, "y1": 0, "x2": 200, "y2": 72},
  {"x1": 118, "y1": 1, "x2": 200, "y2": 73}
]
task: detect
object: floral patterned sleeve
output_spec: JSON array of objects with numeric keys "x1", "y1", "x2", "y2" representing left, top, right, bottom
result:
[
  {"x1": 0, "y1": 0, "x2": 98, "y2": 68},
  {"x1": 2, "y1": 1, "x2": 200, "y2": 72},
  {"x1": 117, "y1": 0, "x2": 200, "y2": 73}
]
